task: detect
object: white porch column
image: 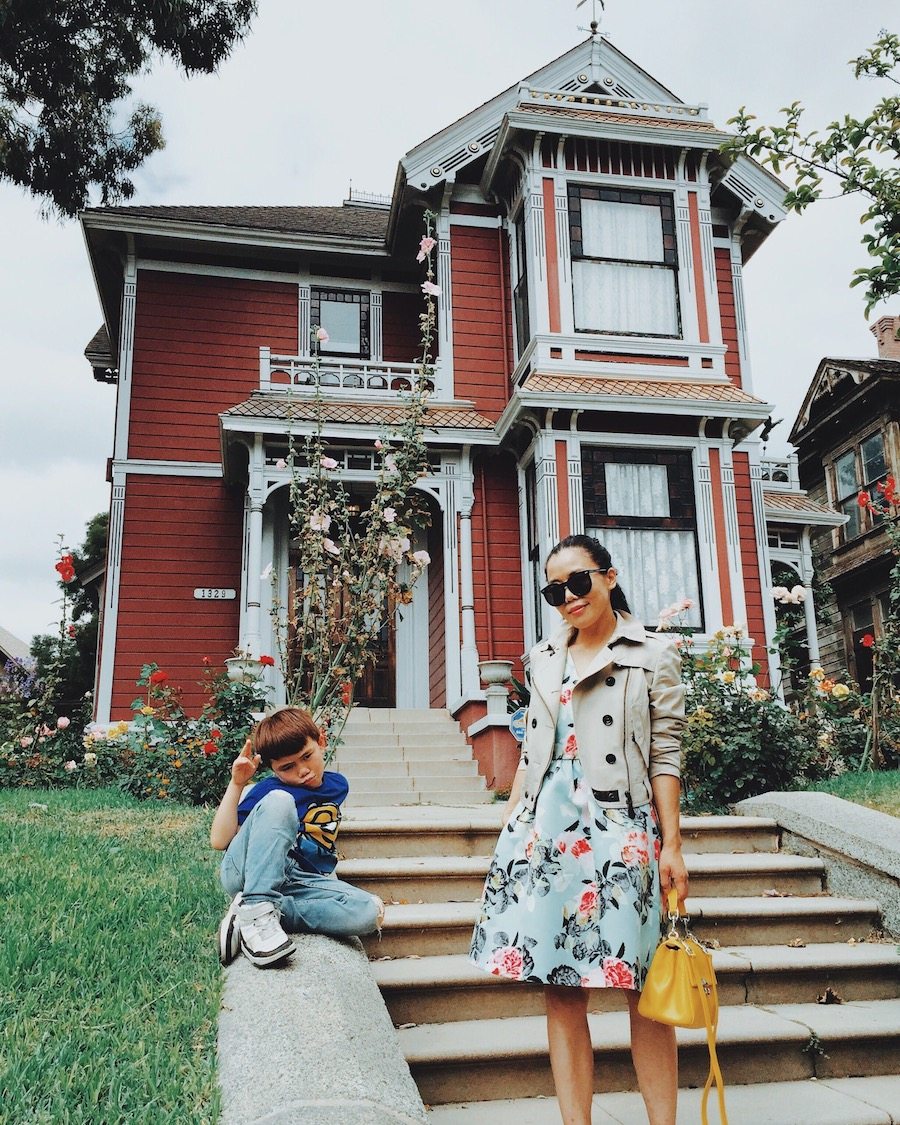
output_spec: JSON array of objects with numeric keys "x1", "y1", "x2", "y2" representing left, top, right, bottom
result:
[
  {"x1": 800, "y1": 527, "x2": 822, "y2": 671},
  {"x1": 243, "y1": 437, "x2": 265, "y2": 657},
  {"x1": 458, "y1": 447, "x2": 480, "y2": 695}
]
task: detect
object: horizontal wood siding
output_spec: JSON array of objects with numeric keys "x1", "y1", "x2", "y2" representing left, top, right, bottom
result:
[
  {"x1": 714, "y1": 248, "x2": 742, "y2": 388},
  {"x1": 382, "y1": 291, "x2": 423, "y2": 364},
  {"x1": 427, "y1": 517, "x2": 446, "y2": 708},
  {"x1": 111, "y1": 476, "x2": 244, "y2": 717},
  {"x1": 130, "y1": 271, "x2": 298, "y2": 461},
  {"x1": 471, "y1": 452, "x2": 524, "y2": 675},
  {"x1": 732, "y1": 452, "x2": 769, "y2": 681},
  {"x1": 451, "y1": 227, "x2": 509, "y2": 418}
]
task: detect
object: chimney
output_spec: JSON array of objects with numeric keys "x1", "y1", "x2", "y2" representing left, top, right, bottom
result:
[{"x1": 869, "y1": 314, "x2": 900, "y2": 359}]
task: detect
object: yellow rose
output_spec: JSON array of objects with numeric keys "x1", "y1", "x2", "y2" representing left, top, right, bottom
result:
[
  {"x1": 810, "y1": 668, "x2": 825, "y2": 681},
  {"x1": 140, "y1": 706, "x2": 155, "y2": 716},
  {"x1": 721, "y1": 671, "x2": 736, "y2": 684},
  {"x1": 831, "y1": 683, "x2": 850, "y2": 699}
]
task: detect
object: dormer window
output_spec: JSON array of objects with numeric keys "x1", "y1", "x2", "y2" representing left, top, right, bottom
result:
[
  {"x1": 568, "y1": 185, "x2": 680, "y2": 338},
  {"x1": 311, "y1": 287, "x2": 370, "y2": 359}
]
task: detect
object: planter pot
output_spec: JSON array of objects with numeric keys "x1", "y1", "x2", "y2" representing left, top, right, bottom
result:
[
  {"x1": 224, "y1": 656, "x2": 264, "y2": 684},
  {"x1": 478, "y1": 659, "x2": 514, "y2": 687}
]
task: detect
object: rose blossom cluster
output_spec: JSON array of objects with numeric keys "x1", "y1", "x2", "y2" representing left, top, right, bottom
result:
[
  {"x1": 656, "y1": 597, "x2": 694, "y2": 629},
  {"x1": 55, "y1": 553, "x2": 76, "y2": 583},
  {"x1": 771, "y1": 584, "x2": 806, "y2": 604}
]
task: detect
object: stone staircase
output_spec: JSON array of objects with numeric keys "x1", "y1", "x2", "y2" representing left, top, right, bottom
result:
[
  {"x1": 338, "y1": 798, "x2": 900, "y2": 1123},
  {"x1": 334, "y1": 707, "x2": 491, "y2": 806}
]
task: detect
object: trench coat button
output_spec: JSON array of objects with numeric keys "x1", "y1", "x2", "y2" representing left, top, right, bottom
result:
[
  {"x1": 531, "y1": 717, "x2": 538, "y2": 729},
  {"x1": 605, "y1": 753, "x2": 617, "y2": 764},
  {"x1": 602, "y1": 714, "x2": 613, "y2": 726},
  {"x1": 605, "y1": 676, "x2": 616, "y2": 686}
]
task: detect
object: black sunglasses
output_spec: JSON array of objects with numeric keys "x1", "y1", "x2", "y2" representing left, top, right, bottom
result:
[{"x1": 540, "y1": 568, "x2": 608, "y2": 607}]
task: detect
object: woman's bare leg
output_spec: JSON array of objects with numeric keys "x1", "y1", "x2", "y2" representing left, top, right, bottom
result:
[
  {"x1": 545, "y1": 985, "x2": 594, "y2": 1124},
  {"x1": 626, "y1": 990, "x2": 678, "y2": 1125}
]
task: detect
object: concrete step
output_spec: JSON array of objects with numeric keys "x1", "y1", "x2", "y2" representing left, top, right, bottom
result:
[
  {"x1": 334, "y1": 742, "x2": 472, "y2": 759},
  {"x1": 346, "y1": 774, "x2": 486, "y2": 795},
  {"x1": 335, "y1": 759, "x2": 481, "y2": 780},
  {"x1": 339, "y1": 810, "x2": 780, "y2": 860},
  {"x1": 362, "y1": 897, "x2": 881, "y2": 958},
  {"x1": 399, "y1": 999, "x2": 900, "y2": 1105},
  {"x1": 342, "y1": 851, "x2": 825, "y2": 903},
  {"x1": 426, "y1": 1075, "x2": 900, "y2": 1124},
  {"x1": 372, "y1": 943, "x2": 899, "y2": 1025},
  {"x1": 346, "y1": 707, "x2": 453, "y2": 723},
  {"x1": 348, "y1": 789, "x2": 494, "y2": 808}
]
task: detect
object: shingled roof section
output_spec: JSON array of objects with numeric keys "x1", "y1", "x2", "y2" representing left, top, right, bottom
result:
[
  {"x1": 518, "y1": 104, "x2": 724, "y2": 135},
  {"x1": 221, "y1": 393, "x2": 496, "y2": 431},
  {"x1": 84, "y1": 205, "x2": 389, "y2": 242},
  {"x1": 763, "y1": 489, "x2": 845, "y2": 526},
  {"x1": 523, "y1": 374, "x2": 767, "y2": 406},
  {"x1": 84, "y1": 325, "x2": 112, "y2": 359}
]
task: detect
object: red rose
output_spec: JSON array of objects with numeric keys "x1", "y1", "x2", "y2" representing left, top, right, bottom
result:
[
  {"x1": 578, "y1": 886, "x2": 598, "y2": 914},
  {"x1": 621, "y1": 830, "x2": 650, "y2": 866},
  {"x1": 209, "y1": 728, "x2": 221, "y2": 739},
  {"x1": 559, "y1": 687, "x2": 573, "y2": 706},
  {"x1": 340, "y1": 681, "x2": 352, "y2": 706},
  {"x1": 488, "y1": 945, "x2": 524, "y2": 980},
  {"x1": 857, "y1": 490, "x2": 871, "y2": 509},
  {"x1": 602, "y1": 957, "x2": 635, "y2": 989},
  {"x1": 563, "y1": 733, "x2": 578, "y2": 758},
  {"x1": 67, "y1": 625, "x2": 76, "y2": 638},
  {"x1": 861, "y1": 634, "x2": 875, "y2": 649},
  {"x1": 202, "y1": 742, "x2": 218, "y2": 756},
  {"x1": 202, "y1": 656, "x2": 211, "y2": 666},
  {"x1": 570, "y1": 838, "x2": 590, "y2": 858},
  {"x1": 654, "y1": 837, "x2": 661, "y2": 861},
  {"x1": 259, "y1": 654, "x2": 276, "y2": 667},
  {"x1": 149, "y1": 671, "x2": 168, "y2": 685}
]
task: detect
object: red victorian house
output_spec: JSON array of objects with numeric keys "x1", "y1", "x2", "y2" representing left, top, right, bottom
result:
[{"x1": 82, "y1": 35, "x2": 789, "y2": 745}]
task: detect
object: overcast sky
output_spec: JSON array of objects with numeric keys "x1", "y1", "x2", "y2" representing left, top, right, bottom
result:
[{"x1": 0, "y1": 0, "x2": 896, "y2": 647}]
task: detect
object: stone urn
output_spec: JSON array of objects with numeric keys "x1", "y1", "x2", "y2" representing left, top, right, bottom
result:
[
  {"x1": 224, "y1": 656, "x2": 264, "y2": 684},
  {"x1": 478, "y1": 659, "x2": 514, "y2": 718}
]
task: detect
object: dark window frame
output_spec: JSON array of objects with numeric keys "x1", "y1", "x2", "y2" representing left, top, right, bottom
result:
[{"x1": 310, "y1": 286, "x2": 371, "y2": 359}]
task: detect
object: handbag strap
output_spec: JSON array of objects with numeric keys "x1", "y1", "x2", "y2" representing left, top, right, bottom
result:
[{"x1": 667, "y1": 888, "x2": 728, "y2": 1125}]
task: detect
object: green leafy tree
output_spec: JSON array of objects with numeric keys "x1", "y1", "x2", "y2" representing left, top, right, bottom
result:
[
  {"x1": 0, "y1": 0, "x2": 257, "y2": 216},
  {"x1": 722, "y1": 31, "x2": 900, "y2": 314},
  {"x1": 31, "y1": 513, "x2": 107, "y2": 711}
]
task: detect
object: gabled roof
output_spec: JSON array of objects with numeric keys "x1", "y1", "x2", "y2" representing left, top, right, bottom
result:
[
  {"x1": 0, "y1": 625, "x2": 30, "y2": 664},
  {"x1": 789, "y1": 357, "x2": 900, "y2": 443}
]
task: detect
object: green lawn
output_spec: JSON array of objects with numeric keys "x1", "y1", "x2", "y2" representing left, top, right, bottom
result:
[
  {"x1": 0, "y1": 788, "x2": 224, "y2": 1124},
  {"x1": 805, "y1": 769, "x2": 900, "y2": 818}
]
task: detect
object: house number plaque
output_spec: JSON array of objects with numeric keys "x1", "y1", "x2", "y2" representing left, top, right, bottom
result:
[{"x1": 193, "y1": 588, "x2": 236, "y2": 600}]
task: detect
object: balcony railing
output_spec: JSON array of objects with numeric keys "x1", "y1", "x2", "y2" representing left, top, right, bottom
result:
[
  {"x1": 760, "y1": 455, "x2": 800, "y2": 491},
  {"x1": 259, "y1": 348, "x2": 434, "y2": 397}
]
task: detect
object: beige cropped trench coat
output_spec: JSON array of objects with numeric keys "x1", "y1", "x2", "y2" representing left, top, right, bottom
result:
[{"x1": 518, "y1": 613, "x2": 685, "y2": 813}]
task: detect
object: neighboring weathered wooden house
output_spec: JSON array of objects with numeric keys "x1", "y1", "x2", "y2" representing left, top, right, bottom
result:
[{"x1": 789, "y1": 315, "x2": 900, "y2": 689}]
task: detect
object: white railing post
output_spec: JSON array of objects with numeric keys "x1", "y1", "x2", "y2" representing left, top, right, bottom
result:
[{"x1": 259, "y1": 346, "x2": 270, "y2": 392}]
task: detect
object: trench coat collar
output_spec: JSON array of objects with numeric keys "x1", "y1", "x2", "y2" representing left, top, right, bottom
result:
[{"x1": 530, "y1": 612, "x2": 649, "y2": 709}]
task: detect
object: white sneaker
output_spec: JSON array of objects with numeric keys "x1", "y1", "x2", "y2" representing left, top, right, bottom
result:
[
  {"x1": 218, "y1": 894, "x2": 243, "y2": 966},
  {"x1": 237, "y1": 901, "x2": 295, "y2": 967}
]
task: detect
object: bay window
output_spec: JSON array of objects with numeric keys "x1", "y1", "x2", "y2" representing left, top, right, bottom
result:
[
  {"x1": 582, "y1": 447, "x2": 702, "y2": 628},
  {"x1": 568, "y1": 185, "x2": 680, "y2": 338},
  {"x1": 833, "y1": 431, "x2": 888, "y2": 542}
]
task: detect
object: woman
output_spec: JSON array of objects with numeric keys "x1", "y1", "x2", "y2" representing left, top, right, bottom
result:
[{"x1": 470, "y1": 534, "x2": 689, "y2": 1125}]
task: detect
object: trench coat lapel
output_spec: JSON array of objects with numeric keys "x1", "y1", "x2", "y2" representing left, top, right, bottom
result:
[{"x1": 529, "y1": 625, "x2": 571, "y2": 722}]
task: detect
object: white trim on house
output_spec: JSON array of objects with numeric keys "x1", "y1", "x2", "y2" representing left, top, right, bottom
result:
[
  {"x1": 95, "y1": 470, "x2": 126, "y2": 722},
  {"x1": 111, "y1": 459, "x2": 222, "y2": 477},
  {"x1": 718, "y1": 440, "x2": 749, "y2": 628}
]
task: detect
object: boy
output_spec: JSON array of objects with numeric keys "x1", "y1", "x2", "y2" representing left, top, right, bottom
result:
[{"x1": 210, "y1": 706, "x2": 383, "y2": 968}]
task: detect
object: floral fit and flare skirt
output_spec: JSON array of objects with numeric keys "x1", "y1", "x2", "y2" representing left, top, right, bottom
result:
[{"x1": 469, "y1": 755, "x2": 663, "y2": 989}]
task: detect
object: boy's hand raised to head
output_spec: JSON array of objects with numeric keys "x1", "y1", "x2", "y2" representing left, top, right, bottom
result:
[{"x1": 231, "y1": 740, "x2": 261, "y2": 787}]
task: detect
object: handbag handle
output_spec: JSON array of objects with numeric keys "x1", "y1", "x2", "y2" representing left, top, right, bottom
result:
[{"x1": 666, "y1": 886, "x2": 728, "y2": 1124}]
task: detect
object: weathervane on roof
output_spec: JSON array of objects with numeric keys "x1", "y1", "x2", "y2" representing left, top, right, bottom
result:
[{"x1": 576, "y1": 0, "x2": 605, "y2": 37}]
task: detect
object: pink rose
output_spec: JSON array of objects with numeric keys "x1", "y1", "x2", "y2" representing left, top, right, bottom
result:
[
  {"x1": 63, "y1": 761, "x2": 77, "y2": 772},
  {"x1": 621, "y1": 831, "x2": 650, "y2": 867},
  {"x1": 488, "y1": 945, "x2": 524, "y2": 980},
  {"x1": 56, "y1": 716, "x2": 70, "y2": 730},
  {"x1": 20, "y1": 736, "x2": 33, "y2": 748},
  {"x1": 375, "y1": 439, "x2": 383, "y2": 450},
  {"x1": 602, "y1": 957, "x2": 635, "y2": 989}
]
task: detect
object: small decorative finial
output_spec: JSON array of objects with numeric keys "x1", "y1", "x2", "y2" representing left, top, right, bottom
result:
[{"x1": 576, "y1": 0, "x2": 605, "y2": 38}]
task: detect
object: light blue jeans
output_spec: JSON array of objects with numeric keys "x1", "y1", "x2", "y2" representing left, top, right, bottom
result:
[{"x1": 220, "y1": 789, "x2": 381, "y2": 937}]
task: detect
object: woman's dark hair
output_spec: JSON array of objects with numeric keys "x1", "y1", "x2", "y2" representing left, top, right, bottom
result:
[{"x1": 546, "y1": 534, "x2": 631, "y2": 614}]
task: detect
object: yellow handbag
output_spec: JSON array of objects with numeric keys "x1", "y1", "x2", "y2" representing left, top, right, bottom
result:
[{"x1": 638, "y1": 889, "x2": 728, "y2": 1125}]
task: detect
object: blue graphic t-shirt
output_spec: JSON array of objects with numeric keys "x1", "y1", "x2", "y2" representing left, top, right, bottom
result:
[{"x1": 237, "y1": 770, "x2": 349, "y2": 874}]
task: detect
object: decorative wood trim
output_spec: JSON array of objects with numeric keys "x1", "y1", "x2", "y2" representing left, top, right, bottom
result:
[
  {"x1": 688, "y1": 191, "x2": 709, "y2": 343},
  {"x1": 708, "y1": 446, "x2": 735, "y2": 624},
  {"x1": 542, "y1": 177, "x2": 561, "y2": 334}
]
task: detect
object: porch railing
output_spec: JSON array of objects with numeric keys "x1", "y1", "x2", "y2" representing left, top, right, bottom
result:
[{"x1": 760, "y1": 455, "x2": 800, "y2": 491}]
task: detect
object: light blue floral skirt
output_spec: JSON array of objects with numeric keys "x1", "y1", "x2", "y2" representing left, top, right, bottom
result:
[{"x1": 469, "y1": 755, "x2": 663, "y2": 989}]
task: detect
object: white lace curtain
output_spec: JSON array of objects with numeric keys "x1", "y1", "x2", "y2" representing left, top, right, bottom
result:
[
  {"x1": 590, "y1": 461, "x2": 701, "y2": 627},
  {"x1": 573, "y1": 199, "x2": 678, "y2": 336}
]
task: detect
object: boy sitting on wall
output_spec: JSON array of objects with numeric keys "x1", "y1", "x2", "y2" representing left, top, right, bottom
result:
[{"x1": 211, "y1": 706, "x2": 383, "y2": 968}]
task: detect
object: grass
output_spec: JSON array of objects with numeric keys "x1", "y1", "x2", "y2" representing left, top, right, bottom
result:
[
  {"x1": 0, "y1": 788, "x2": 224, "y2": 1123},
  {"x1": 804, "y1": 769, "x2": 900, "y2": 817}
]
